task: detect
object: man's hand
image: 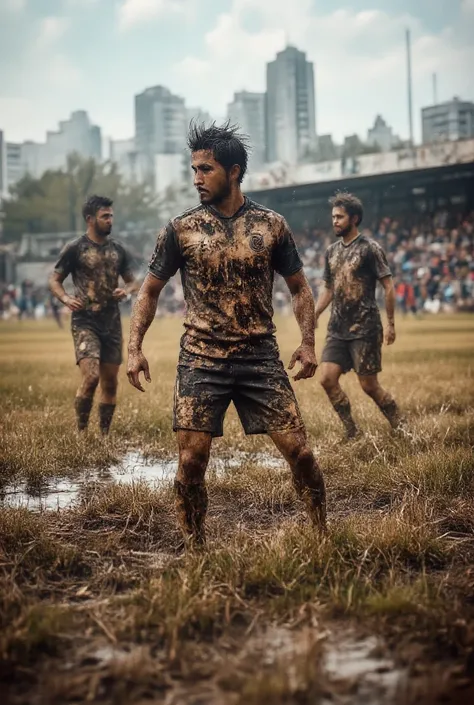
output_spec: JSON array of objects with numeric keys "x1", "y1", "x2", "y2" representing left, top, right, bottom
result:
[
  {"x1": 127, "y1": 351, "x2": 151, "y2": 392},
  {"x1": 63, "y1": 294, "x2": 83, "y2": 312},
  {"x1": 113, "y1": 288, "x2": 128, "y2": 301},
  {"x1": 288, "y1": 344, "x2": 318, "y2": 381},
  {"x1": 384, "y1": 323, "x2": 396, "y2": 346}
]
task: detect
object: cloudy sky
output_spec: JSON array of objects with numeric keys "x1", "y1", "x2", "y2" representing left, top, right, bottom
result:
[{"x1": 1, "y1": 0, "x2": 473, "y2": 146}]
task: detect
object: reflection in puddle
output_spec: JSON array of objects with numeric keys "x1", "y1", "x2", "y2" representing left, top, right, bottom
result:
[
  {"x1": 1, "y1": 450, "x2": 286, "y2": 511},
  {"x1": 248, "y1": 626, "x2": 404, "y2": 705},
  {"x1": 323, "y1": 633, "x2": 402, "y2": 703}
]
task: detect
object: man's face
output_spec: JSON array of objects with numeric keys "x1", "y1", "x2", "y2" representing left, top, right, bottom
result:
[
  {"x1": 191, "y1": 150, "x2": 231, "y2": 205},
  {"x1": 332, "y1": 206, "x2": 353, "y2": 238},
  {"x1": 92, "y1": 207, "x2": 113, "y2": 236}
]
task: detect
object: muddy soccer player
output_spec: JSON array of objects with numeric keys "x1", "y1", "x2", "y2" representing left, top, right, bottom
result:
[
  {"x1": 315, "y1": 191, "x2": 402, "y2": 439},
  {"x1": 49, "y1": 195, "x2": 137, "y2": 435},
  {"x1": 127, "y1": 122, "x2": 326, "y2": 546}
]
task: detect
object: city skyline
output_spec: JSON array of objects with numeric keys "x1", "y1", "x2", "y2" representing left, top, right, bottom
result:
[{"x1": 1, "y1": 0, "x2": 473, "y2": 146}]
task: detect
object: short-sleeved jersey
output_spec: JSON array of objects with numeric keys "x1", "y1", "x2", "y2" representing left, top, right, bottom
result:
[
  {"x1": 323, "y1": 234, "x2": 391, "y2": 340},
  {"x1": 54, "y1": 235, "x2": 134, "y2": 313},
  {"x1": 148, "y1": 198, "x2": 303, "y2": 360}
]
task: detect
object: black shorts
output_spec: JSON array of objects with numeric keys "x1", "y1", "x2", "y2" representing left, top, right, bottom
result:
[
  {"x1": 321, "y1": 334, "x2": 382, "y2": 376},
  {"x1": 174, "y1": 351, "x2": 304, "y2": 438},
  {"x1": 71, "y1": 309, "x2": 122, "y2": 366}
]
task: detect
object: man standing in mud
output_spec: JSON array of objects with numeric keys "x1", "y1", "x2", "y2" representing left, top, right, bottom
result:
[
  {"x1": 127, "y1": 122, "x2": 326, "y2": 546},
  {"x1": 315, "y1": 191, "x2": 402, "y2": 438},
  {"x1": 49, "y1": 195, "x2": 137, "y2": 435}
]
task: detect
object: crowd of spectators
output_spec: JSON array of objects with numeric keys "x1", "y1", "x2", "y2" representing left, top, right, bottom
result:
[
  {"x1": 1, "y1": 209, "x2": 473, "y2": 322},
  {"x1": 275, "y1": 208, "x2": 474, "y2": 316}
]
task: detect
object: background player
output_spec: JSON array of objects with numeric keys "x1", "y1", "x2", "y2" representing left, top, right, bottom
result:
[
  {"x1": 127, "y1": 122, "x2": 326, "y2": 546},
  {"x1": 315, "y1": 191, "x2": 402, "y2": 439},
  {"x1": 49, "y1": 195, "x2": 137, "y2": 434}
]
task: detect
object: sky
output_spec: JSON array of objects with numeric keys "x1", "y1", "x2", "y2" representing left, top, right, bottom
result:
[{"x1": 0, "y1": 0, "x2": 473, "y2": 147}]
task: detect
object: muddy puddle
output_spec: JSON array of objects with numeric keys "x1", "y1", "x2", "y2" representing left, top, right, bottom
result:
[
  {"x1": 0, "y1": 450, "x2": 286, "y2": 511},
  {"x1": 87, "y1": 625, "x2": 405, "y2": 704},
  {"x1": 240, "y1": 625, "x2": 404, "y2": 704}
]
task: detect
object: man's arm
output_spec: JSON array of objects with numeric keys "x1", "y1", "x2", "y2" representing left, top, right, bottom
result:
[
  {"x1": 380, "y1": 275, "x2": 396, "y2": 345},
  {"x1": 48, "y1": 271, "x2": 83, "y2": 311},
  {"x1": 113, "y1": 271, "x2": 141, "y2": 301},
  {"x1": 127, "y1": 273, "x2": 167, "y2": 391},
  {"x1": 284, "y1": 270, "x2": 317, "y2": 381},
  {"x1": 314, "y1": 285, "x2": 334, "y2": 327}
]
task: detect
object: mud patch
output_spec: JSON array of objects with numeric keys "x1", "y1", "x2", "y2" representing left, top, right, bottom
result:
[{"x1": 161, "y1": 624, "x2": 405, "y2": 705}]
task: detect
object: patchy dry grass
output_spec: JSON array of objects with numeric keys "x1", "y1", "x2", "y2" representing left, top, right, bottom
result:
[{"x1": 0, "y1": 313, "x2": 473, "y2": 703}]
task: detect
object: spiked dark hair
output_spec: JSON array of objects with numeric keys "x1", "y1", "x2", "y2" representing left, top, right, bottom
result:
[
  {"x1": 82, "y1": 195, "x2": 113, "y2": 222},
  {"x1": 187, "y1": 120, "x2": 251, "y2": 183},
  {"x1": 329, "y1": 191, "x2": 363, "y2": 226}
]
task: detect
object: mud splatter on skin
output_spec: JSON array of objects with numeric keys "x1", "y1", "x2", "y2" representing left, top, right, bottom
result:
[
  {"x1": 291, "y1": 457, "x2": 327, "y2": 530},
  {"x1": 377, "y1": 393, "x2": 403, "y2": 429},
  {"x1": 324, "y1": 235, "x2": 391, "y2": 341},
  {"x1": 174, "y1": 480, "x2": 208, "y2": 545},
  {"x1": 148, "y1": 199, "x2": 303, "y2": 360},
  {"x1": 99, "y1": 403, "x2": 116, "y2": 436},
  {"x1": 332, "y1": 397, "x2": 359, "y2": 438},
  {"x1": 54, "y1": 236, "x2": 133, "y2": 312},
  {"x1": 74, "y1": 397, "x2": 93, "y2": 431}
]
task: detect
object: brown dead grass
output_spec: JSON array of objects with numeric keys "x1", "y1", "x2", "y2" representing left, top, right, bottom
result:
[{"x1": 0, "y1": 313, "x2": 473, "y2": 703}]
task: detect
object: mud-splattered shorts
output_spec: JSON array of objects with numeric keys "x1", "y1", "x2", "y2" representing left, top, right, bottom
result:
[
  {"x1": 321, "y1": 334, "x2": 382, "y2": 376},
  {"x1": 174, "y1": 351, "x2": 304, "y2": 437},
  {"x1": 71, "y1": 309, "x2": 123, "y2": 366}
]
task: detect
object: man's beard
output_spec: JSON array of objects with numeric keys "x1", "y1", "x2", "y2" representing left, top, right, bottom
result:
[
  {"x1": 202, "y1": 178, "x2": 231, "y2": 206},
  {"x1": 334, "y1": 224, "x2": 352, "y2": 238},
  {"x1": 95, "y1": 225, "x2": 112, "y2": 237}
]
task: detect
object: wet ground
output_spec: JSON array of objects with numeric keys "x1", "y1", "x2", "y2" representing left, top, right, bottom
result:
[
  {"x1": 0, "y1": 450, "x2": 286, "y2": 511},
  {"x1": 64, "y1": 624, "x2": 406, "y2": 705}
]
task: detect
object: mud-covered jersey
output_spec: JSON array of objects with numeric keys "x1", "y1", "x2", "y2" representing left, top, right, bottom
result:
[
  {"x1": 323, "y1": 234, "x2": 391, "y2": 340},
  {"x1": 54, "y1": 235, "x2": 134, "y2": 313},
  {"x1": 148, "y1": 198, "x2": 303, "y2": 360}
]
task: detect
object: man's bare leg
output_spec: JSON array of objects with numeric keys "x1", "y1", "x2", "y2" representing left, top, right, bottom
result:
[
  {"x1": 98, "y1": 363, "x2": 120, "y2": 435},
  {"x1": 75, "y1": 358, "x2": 100, "y2": 431},
  {"x1": 357, "y1": 374, "x2": 402, "y2": 429},
  {"x1": 175, "y1": 430, "x2": 212, "y2": 546},
  {"x1": 319, "y1": 362, "x2": 359, "y2": 438},
  {"x1": 270, "y1": 429, "x2": 326, "y2": 531}
]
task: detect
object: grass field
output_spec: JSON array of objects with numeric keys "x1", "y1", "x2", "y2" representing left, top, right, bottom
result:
[{"x1": 1, "y1": 313, "x2": 473, "y2": 704}]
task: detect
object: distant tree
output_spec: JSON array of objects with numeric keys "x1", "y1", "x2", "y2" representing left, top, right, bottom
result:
[
  {"x1": 2, "y1": 154, "x2": 158, "y2": 242},
  {"x1": 342, "y1": 135, "x2": 381, "y2": 159}
]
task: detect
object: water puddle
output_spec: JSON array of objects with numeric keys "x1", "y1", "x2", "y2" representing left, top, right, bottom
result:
[
  {"x1": 241, "y1": 625, "x2": 404, "y2": 704},
  {"x1": 158, "y1": 624, "x2": 405, "y2": 704},
  {"x1": 1, "y1": 450, "x2": 286, "y2": 511},
  {"x1": 323, "y1": 632, "x2": 403, "y2": 703}
]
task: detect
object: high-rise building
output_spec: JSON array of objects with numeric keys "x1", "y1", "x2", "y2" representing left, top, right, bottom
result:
[
  {"x1": 422, "y1": 97, "x2": 474, "y2": 144},
  {"x1": 367, "y1": 115, "x2": 400, "y2": 152},
  {"x1": 266, "y1": 46, "x2": 316, "y2": 165},
  {"x1": 186, "y1": 107, "x2": 213, "y2": 129},
  {"x1": 45, "y1": 110, "x2": 102, "y2": 169},
  {"x1": 227, "y1": 91, "x2": 266, "y2": 170},
  {"x1": 5, "y1": 142, "x2": 39, "y2": 189},
  {"x1": 135, "y1": 86, "x2": 187, "y2": 184},
  {"x1": 109, "y1": 137, "x2": 149, "y2": 185},
  {"x1": 3, "y1": 111, "x2": 102, "y2": 191},
  {"x1": 0, "y1": 130, "x2": 5, "y2": 197}
]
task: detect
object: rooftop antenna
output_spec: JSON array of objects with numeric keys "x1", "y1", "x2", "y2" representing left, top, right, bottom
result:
[
  {"x1": 433, "y1": 72, "x2": 438, "y2": 105},
  {"x1": 406, "y1": 28, "x2": 414, "y2": 148}
]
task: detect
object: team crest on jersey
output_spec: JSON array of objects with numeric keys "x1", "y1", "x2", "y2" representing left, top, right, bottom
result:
[{"x1": 248, "y1": 233, "x2": 265, "y2": 253}]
